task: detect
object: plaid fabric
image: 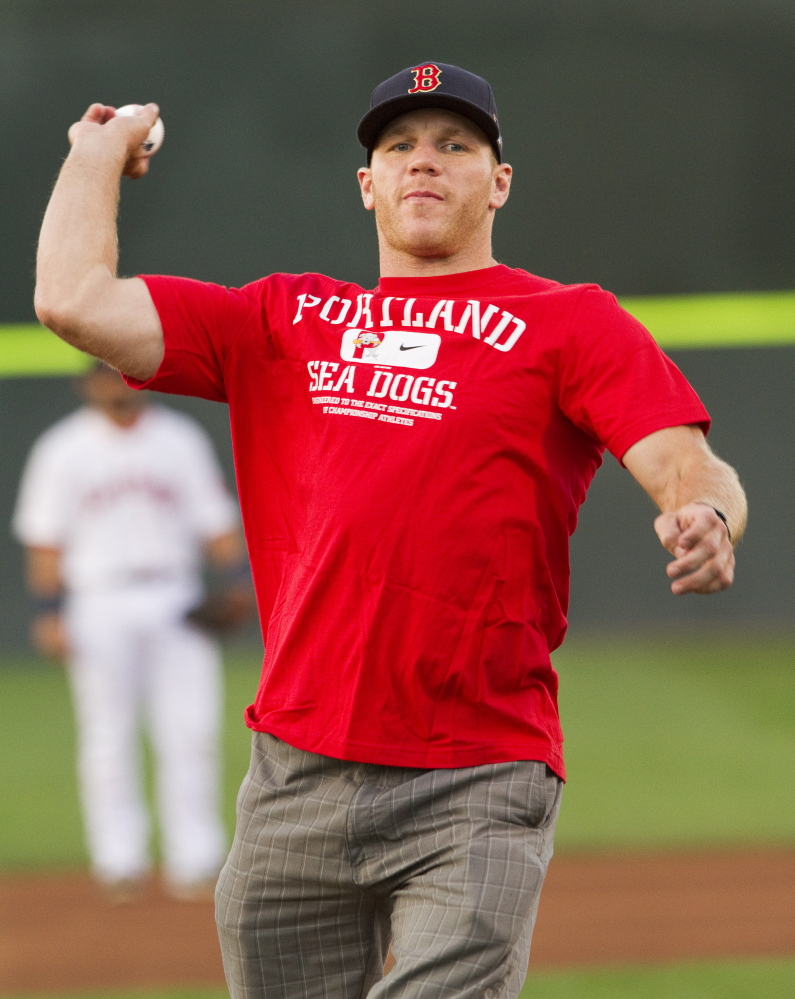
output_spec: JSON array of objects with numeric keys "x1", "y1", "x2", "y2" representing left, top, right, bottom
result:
[{"x1": 216, "y1": 732, "x2": 561, "y2": 998}]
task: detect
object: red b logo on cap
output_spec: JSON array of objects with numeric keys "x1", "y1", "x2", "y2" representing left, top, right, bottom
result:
[{"x1": 408, "y1": 64, "x2": 442, "y2": 94}]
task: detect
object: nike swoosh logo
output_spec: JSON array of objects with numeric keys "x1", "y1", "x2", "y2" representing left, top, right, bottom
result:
[{"x1": 399, "y1": 344, "x2": 423, "y2": 351}]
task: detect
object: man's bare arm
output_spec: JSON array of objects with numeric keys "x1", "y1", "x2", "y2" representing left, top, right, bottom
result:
[
  {"x1": 35, "y1": 103, "x2": 164, "y2": 380},
  {"x1": 25, "y1": 546, "x2": 70, "y2": 660},
  {"x1": 623, "y1": 425, "x2": 747, "y2": 595},
  {"x1": 26, "y1": 544, "x2": 63, "y2": 595}
]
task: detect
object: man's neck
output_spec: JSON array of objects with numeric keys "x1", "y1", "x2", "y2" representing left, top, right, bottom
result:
[
  {"x1": 377, "y1": 241, "x2": 498, "y2": 279},
  {"x1": 95, "y1": 407, "x2": 144, "y2": 430}
]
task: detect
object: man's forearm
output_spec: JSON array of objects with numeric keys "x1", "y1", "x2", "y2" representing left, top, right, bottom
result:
[
  {"x1": 33, "y1": 105, "x2": 165, "y2": 379},
  {"x1": 25, "y1": 546, "x2": 64, "y2": 597},
  {"x1": 659, "y1": 448, "x2": 747, "y2": 545},
  {"x1": 25, "y1": 547, "x2": 69, "y2": 661},
  {"x1": 35, "y1": 141, "x2": 126, "y2": 343},
  {"x1": 624, "y1": 426, "x2": 747, "y2": 545},
  {"x1": 623, "y1": 425, "x2": 745, "y2": 594}
]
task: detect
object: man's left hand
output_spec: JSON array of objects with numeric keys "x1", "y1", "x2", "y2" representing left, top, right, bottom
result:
[
  {"x1": 186, "y1": 585, "x2": 257, "y2": 635},
  {"x1": 654, "y1": 502, "x2": 735, "y2": 595},
  {"x1": 31, "y1": 612, "x2": 70, "y2": 661}
]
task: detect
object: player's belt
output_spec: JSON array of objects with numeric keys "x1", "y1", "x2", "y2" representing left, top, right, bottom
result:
[{"x1": 117, "y1": 568, "x2": 182, "y2": 585}]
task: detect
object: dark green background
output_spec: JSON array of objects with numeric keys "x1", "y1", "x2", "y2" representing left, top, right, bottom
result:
[{"x1": 1, "y1": 0, "x2": 793, "y2": 647}]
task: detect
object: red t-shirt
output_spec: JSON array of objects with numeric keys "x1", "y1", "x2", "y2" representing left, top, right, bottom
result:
[{"x1": 131, "y1": 265, "x2": 709, "y2": 777}]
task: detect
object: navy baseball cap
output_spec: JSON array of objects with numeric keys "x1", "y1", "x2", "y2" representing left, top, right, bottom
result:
[{"x1": 358, "y1": 62, "x2": 502, "y2": 163}]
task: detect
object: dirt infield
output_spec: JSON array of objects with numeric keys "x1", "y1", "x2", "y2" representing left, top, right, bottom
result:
[{"x1": 3, "y1": 848, "x2": 795, "y2": 994}]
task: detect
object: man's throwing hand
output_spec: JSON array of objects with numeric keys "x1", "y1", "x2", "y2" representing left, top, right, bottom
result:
[
  {"x1": 67, "y1": 103, "x2": 160, "y2": 179},
  {"x1": 654, "y1": 503, "x2": 735, "y2": 595}
]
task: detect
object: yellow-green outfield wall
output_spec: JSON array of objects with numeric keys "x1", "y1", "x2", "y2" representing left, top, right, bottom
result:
[{"x1": 2, "y1": 290, "x2": 795, "y2": 377}]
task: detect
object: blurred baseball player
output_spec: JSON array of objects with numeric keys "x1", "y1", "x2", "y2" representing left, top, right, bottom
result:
[
  {"x1": 13, "y1": 363, "x2": 253, "y2": 900},
  {"x1": 34, "y1": 63, "x2": 746, "y2": 995}
]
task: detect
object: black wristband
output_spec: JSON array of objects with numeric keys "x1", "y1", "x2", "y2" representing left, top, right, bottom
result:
[
  {"x1": 32, "y1": 594, "x2": 64, "y2": 615},
  {"x1": 219, "y1": 560, "x2": 252, "y2": 586},
  {"x1": 697, "y1": 504, "x2": 731, "y2": 543}
]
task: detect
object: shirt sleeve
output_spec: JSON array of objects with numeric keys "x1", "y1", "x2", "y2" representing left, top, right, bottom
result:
[
  {"x1": 12, "y1": 435, "x2": 71, "y2": 547},
  {"x1": 557, "y1": 287, "x2": 711, "y2": 464},
  {"x1": 123, "y1": 274, "x2": 266, "y2": 401},
  {"x1": 176, "y1": 420, "x2": 240, "y2": 541}
]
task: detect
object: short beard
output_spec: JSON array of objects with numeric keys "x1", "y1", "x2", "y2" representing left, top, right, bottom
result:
[{"x1": 372, "y1": 184, "x2": 492, "y2": 261}]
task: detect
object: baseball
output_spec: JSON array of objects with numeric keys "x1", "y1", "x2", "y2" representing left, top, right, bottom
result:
[{"x1": 114, "y1": 104, "x2": 164, "y2": 156}]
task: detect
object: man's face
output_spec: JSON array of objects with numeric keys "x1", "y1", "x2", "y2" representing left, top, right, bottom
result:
[
  {"x1": 358, "y1": 109, "x2": 511, "y2": 261},
  {"x1": 81, "y1": 368, "x2": 146, "y2": 428}
]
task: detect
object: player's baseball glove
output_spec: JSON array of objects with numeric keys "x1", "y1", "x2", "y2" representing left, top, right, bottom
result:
[{"x1": 185, "y1": 586, "x2": 256, "y2": 635}]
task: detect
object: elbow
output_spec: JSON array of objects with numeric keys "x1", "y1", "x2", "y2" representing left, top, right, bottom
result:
[
  {"x1": 34, "y1": 286, "x2": 81, "y2": 342},
  {"x1": 34, "y1": 266, "x2": 116, "y2": 346},
  {"x1": 34, "y1": 286, "x2": 64, "y2": 332}
]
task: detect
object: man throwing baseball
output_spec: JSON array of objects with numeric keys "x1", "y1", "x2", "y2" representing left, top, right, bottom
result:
[{"x1": 35, "y1": 63, "x2": 746, "y2": 997}]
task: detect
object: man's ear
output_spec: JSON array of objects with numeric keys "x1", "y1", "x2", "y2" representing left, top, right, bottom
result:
[
  {"x1": 489, "y1": 163, "x2": 512, "y2": 210},
  {"x1": 357, "y1": 167, "x2": 375, "y2": 211}
]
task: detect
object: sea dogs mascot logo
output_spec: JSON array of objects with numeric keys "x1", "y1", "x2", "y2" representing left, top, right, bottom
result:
[
  {"x1": 350, "y1": 329, "x2": 385, "y2": 360},
  {"x1": 341, "y1": 329, "x2": 441, "y2": 369},
  {"x1": 407, "y1": 64, "x2": 442, "y2": 93}
]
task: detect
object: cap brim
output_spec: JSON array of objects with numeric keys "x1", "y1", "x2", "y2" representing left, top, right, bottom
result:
[{"x1": 358, "y1": 93, "x2": 501, "y2": 162}]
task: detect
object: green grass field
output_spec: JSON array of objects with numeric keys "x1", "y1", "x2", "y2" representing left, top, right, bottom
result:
[
  {"x1": 553, "y1": 632, "x2": 795, "y2": 849},
  {"x1": 2, "y1": 633, "x2": 794, "y2": 867},
  {"x1": 2, "y1": 635, "x2": 794, "y2": 998},
  {"x1": 4, "y1": 958, "x2": 795, "y2": 999}
]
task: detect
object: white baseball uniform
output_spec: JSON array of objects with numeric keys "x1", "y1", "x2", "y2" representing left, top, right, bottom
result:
[{"x1": 13, "y1": 403, "x2": 239, "y2": 888}]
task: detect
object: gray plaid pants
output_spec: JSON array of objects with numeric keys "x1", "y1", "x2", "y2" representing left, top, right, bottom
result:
[{"x1": 216, "y1": 732, "x2": 561, "y2": 998}]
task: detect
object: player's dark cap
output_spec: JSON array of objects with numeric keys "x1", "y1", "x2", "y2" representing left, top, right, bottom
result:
[{"x1": 358, "y1": 62, "x2": 502, "y2": 164}]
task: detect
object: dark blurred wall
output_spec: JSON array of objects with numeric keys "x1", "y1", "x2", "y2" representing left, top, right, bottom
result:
[
  {"x1": 1, "y1": 1, "x2": 793, "y2": 647},
  {"x1": 2, "y1": 0, "x2": 794, "y2": 305}
]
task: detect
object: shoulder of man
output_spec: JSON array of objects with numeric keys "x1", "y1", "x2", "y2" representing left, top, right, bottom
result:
[
  {"x1": 28, "y1": 406, "x2": 96, "y2": 455},
  {"x1": 145, "y1": 404, "x2": 218, "y2": 444},
  {"x1": 251, "y1": 271, "x2": 367, "y2": 305}
]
